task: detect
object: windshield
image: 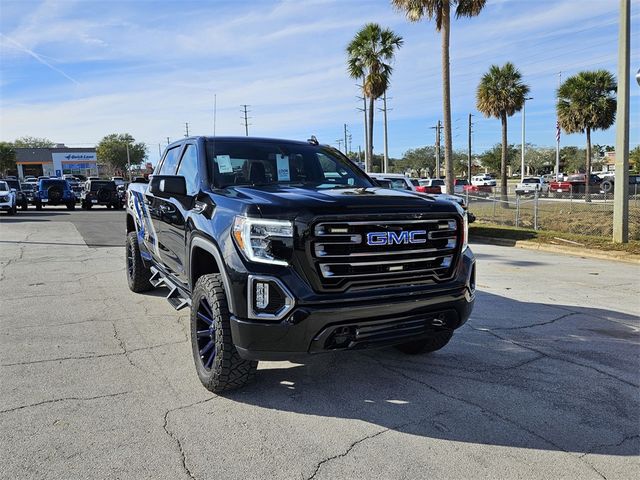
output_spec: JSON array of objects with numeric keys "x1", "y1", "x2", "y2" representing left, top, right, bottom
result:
[
  {"x1": 21, "y1": 184, "x2": 34, "y2": 191},
  {"x1": 205, "y1": 140, "x2": 372, "y2": 189},
  {"x1": 0, "y1": 181, "x2": 8, "y2": 190},
  {"x1": 522, "y1": 178, "x2": 540, "y2": 184},
  {"x1": 40, "y1": 180, "x2": 67, "y2": 189},
  {"x1": 5, "y1": 179, "x2": 20, "y2": 189},
  {"x1": 431, "y1": 179, "x2": 444, "y2": 186},
  {"x1": 89, "y1": 181, "x2": 116, "y2": 191},
  {"x1": 455, "y1": 179, "x2": 469, "y2": 185}
]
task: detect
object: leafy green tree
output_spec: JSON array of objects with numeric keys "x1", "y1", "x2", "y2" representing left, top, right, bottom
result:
[
  {"x1": 13, "y1": 136, "x2": 55, "y2": 148},
  {"x1": 393, "y1": 146, "x2": 437, "y2": 174},
  {"x1": 557, "y1": 70, "x2": 617, "y2": 200},
  {"x1": 347, "y1": 23, "x2": 403, "y2": 172},
  {"x1": 0, "y1": 142, "x2": 16, "y2": 176},
  {"x1": 630, "y1": 146, "x2": 640, "y2": 174},
  {"x1": 479, "y1": 143, "x2": 518, "y2": 174},
  {"x1": 392, "y1": 0, "x2": 486, "y2": 194},
  {"x1": 476, "y1": 62, "x2": 530, "y2": 202},
  {"x1": 560, "y1": 146, "x2": 587, "y2": 174},
  {"x1": 521, "y1": 145, "x2": 555, "y2": 175},
  {"x1": 96, "y1": 134, "x2": 147, "y2": 176}
]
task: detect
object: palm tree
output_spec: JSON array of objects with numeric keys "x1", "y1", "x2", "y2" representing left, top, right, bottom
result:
[
  {"x1": 476, "y1": 62, "x2": 530, "y2": 203},
  {"x1": 557, "y1": 70, "x2": 616, "y2": 201},
  {"x1": 392, "y1": 0, "x2": 485, "y2": 193},
  {"x1": 347, "y1": 23, "x2": 403, "y2": 172}
]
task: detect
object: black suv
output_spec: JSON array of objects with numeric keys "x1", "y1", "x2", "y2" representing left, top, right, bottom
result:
[
  {"x1": 3, "y1": 178, "x2": 28, "y2": 210},
  {"x1": 81, "y1": 180, "x2": 122, "y2": 209},
  {"x1": 126, "y1": 137, "x2": 475, "y2": 392}
]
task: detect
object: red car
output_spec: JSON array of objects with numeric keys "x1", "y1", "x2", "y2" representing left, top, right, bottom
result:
[{"x1": 549, "y1": 174, "x2": 602, "y2": 196}]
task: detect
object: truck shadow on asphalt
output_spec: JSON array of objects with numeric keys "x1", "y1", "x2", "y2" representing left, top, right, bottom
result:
[{"x1": 224, "y1": 292, "x2": 639, "y2": 457}]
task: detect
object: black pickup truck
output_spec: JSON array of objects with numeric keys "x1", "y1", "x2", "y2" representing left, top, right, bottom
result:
[{"x1": 126, "y1": 136, "x2": 476, "y2": 392}]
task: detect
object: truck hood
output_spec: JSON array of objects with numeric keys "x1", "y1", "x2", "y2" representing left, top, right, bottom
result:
[{"x1": 230, "y1": 185, "x2": 460, "y2": 218}]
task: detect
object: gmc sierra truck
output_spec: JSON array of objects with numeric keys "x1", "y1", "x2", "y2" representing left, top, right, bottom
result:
[{"x1": 126, "y1": 136, "x2": 476, "y2": 392}]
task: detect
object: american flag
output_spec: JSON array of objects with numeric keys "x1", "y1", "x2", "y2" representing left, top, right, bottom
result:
[{"x1": 556, "y1": 121, "x2": 561, "y2": 144}]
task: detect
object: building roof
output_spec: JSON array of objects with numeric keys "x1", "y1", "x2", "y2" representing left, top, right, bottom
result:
[{"x1": 15, "y1": 147, "x2": 96, "y2": 163}]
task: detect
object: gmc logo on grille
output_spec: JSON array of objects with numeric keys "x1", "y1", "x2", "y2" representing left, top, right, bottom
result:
[{"x1": 366, "y1": 230, "x2": 427, "y2": 246}]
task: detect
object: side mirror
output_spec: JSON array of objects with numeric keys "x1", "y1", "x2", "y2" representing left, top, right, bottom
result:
[{"x1": 149, "y1": 175, "x2": 187, "y2": 197}]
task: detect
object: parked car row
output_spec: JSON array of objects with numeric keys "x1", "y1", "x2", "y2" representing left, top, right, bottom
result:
[{"x1": 0, "y1": 176, "x2": 131, "y2": 212}]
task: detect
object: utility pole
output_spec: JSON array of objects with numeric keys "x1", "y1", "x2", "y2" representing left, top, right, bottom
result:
[
  {"x1": 379, "y1": 91, "x2": 391, "y2": 173},
  {"x1": 336, "y1": 139, "x2": 344, "y2": 151},
  {"x1": 613, "y1": 0, "x2": 630, "y2": 243},
  {"x1": 184, "y1": 122, "x2": 189, "y2": 137},
  {"x1": 521, "y1": 97, "x2": 533, "y2": 181},
  {"x1": 343, "y1": 124, "x2": 348, "y2": 155},
  {"x1": 431, "y1": 120, "x2": 442, "y2": 178},
  {"x1": 555, "y1": 72, "x2": 562, "y2": 180},
  {"x1": 166, "y1": 137, "x2": 170, "y2": 145},
  {"x1": 241, "y1": 104, "x2": 251, "y2": 136},
  {"x1": 357, "y1": 87, "x2": 368, "y2": 171},
  {"x1": 467, "y1": 114, "x2": 473, "y2": 183},
  {"x1": 347, "y1": 133, "x2": 352, "y2": 155}
]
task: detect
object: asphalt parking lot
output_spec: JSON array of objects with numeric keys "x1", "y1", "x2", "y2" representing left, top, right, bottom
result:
[{"x1": 1, "y1": 207, "x2": 638, "y2": 479}]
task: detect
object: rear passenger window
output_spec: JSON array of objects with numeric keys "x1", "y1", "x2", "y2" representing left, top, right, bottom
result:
[
  {"x1": 159, "y1": 146, "x2": 181, "y2": 175},
  {"x1": 177, "y1": 144, "x2": 199, "y2": 195}
]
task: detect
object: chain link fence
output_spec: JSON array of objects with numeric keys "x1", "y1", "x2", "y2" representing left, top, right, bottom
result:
[{"x1": 466, "y1": 184, "x2": 640, "y2": 240}]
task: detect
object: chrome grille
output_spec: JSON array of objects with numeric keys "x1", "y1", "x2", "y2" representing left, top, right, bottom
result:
[{"x1": 309, "y1": 218, "x2": 459, "y2": 289}]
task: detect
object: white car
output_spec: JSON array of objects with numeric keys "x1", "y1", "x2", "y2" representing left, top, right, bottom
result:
[
  {"x1": 515, "y1": 177, "x2": 549, "y2": 196},
  {"x1": 418, "y1": 178, "x2": 445, "y2": 193},
  {"x1": 471, "y1": 175, "x2": 496, "y2": 187},
  {"x1": 369, "y1": 173, "x2": 418, "y2": 191},
  {"x1": 0, "y1": 180, "x2": 17, "y2": 215},
  {"x1": 111, "y1": 176, "x2": 126, "y2": 187}
]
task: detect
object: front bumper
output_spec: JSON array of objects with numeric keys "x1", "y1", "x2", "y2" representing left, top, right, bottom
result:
[{"x1": 231, "y1": 248, "x2": 476, "y2": 361}]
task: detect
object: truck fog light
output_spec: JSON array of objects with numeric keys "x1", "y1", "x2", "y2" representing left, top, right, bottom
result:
[
  {"x1": 248, "y1": 275, "x2": 295, "y2": 321},
  {"x1": 255, "y1": 281, "x2": 269, "y2": 309}
]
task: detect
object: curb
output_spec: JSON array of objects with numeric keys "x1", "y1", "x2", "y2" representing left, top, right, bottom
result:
[{"x1": 470, "y1": 235, "x2": 640, "y2": 265}]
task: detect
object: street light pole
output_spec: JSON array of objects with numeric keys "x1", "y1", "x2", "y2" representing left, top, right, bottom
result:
[
  {"x1": 126, "y1": 141, "x2": 131, "y2": 182},
  {"x1": 521, "y1": 97, "x2": 533, "y2": 182}
]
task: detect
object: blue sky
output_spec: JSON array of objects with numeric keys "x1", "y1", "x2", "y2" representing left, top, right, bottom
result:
[{"x1": 0, "y1": 0, "x2": 638, "y2": 165}]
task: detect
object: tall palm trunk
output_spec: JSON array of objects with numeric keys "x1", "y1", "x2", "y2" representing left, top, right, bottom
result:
[
  {"x1": 500, "y1": 112, "x2": 509, "y2": 204},
  {"x1": 585, "y1": 127, "x2": 591, "y2": 202},
  {"x1": 441, "y1": 2, "x2": 454, "y2": 194},
  {"x1": 368, "y1": 96, "x2": 375, "y2": 171}
]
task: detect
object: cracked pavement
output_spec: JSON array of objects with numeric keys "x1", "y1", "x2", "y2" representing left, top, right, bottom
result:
[{"x1": 1, "y1": 209, "x2": 639, "y2": 479}]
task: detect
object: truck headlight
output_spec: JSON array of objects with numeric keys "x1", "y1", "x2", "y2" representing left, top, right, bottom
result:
[
  {"x1": 462, "y1": 212, "x2": 469, "y2": 252},
  {"x1": 233, "y1": 217, "x2": 294, "y2": 266}
]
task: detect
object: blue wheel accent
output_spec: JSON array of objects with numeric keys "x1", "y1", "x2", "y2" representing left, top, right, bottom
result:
[{"x1": 196, "y1": 299, "x2": 216, "y2": 371}]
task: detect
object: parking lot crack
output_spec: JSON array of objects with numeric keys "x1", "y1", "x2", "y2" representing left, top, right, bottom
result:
[
  {"x1": 111, "y1": 321, "x2": 139, "y2": 370},
  {"x1": 162, "y1": 398, "x2": 216, "y2": 480},
  {"x1": 0, "y1": 391, "x2": 130, "y2": 414},
  {"x1": 307, "y1": 427, "x2": 395, "y2": 480},
  {"x1": 472, "y1": 326, "x2": 640, "y2": 389},
  {"x1": 1, "y1": 352, "x2": 124, "y2": 367},
  {"x1": 493, "y1": 312, "x2": 580, "y2": 330},
  {"x1": 365, "y1": 357, "x2": 608, "y2": 479}
]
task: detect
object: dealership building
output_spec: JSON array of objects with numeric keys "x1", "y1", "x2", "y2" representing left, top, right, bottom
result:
[{"x1": 15, "y1": 145, "x2": 98, "y2": 179}]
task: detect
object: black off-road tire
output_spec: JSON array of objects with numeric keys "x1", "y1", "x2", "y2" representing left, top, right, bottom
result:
[
  {"x1": 7, "y1": 203, "x2": 16, "y2": 215},
  {"x1": 66, "y1": 202, "x2": 75, "y2": 210},
  {"x1": 394, "y1": 329, "x2": 454, "y2": 355},
  {"x1": 125, "y1": 231, "x2": 153, "y2": 293},
  {"x1": 191, "y1": 274, "x2": 258, "y2": 393},
  {"x1": 21, "y1": 199, "x2": 28, "y2": 210},
  {"x1": 35, "y1": 201, "x2": 43, "y2": 210},
  {"x1": 106, "y1": 204, "x2": 112, "y2": 209}
]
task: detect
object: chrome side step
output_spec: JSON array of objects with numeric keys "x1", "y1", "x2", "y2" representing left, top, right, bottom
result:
[{"x1": 150, "y1": 266, "x2": 191, "y2": 311}]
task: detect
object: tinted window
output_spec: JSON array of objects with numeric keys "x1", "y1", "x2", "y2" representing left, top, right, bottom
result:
[
  {"x1": 383, "y1": 178, "x2": 412, "y2": 191},
  {"x1": 159, "y1": 146, "x2": 181, "y2": 175},
  {"x1": 455, "y1": 179, "x2": 469, "y2": 185},
  {"x1": 522, "y1": 178, "x2": 540, "y2": 184},
  {"x1": 0, "y1": 181, "x2": 7, "y2": 190},
  {"x1": 410, "y1": 179, "x2": 419, "y2": 187},
  {"x1": 89, "y1": 181, "x2": 116, "y2": 191},
  {"x1": 5, "y1": 179, "x2": 20, "y2": 189},
  {"x1": 205, "y1": 141, "x2": 371, "y2": 189},
  {"x1": 432, "y1": 179, "x2": 444, "y2": 186},
  {"x1": 40, "y1": 180, "x2": 67, "y2": 189},
  {"x1": 177, "y1": 144, "x2": 199, "y2": 195}
]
